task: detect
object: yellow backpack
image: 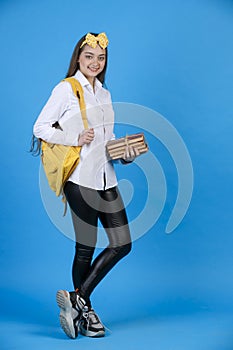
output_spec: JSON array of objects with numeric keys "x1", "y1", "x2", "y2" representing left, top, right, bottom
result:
[{"x1": 41, "y1": 77, "x2": 88, "y2": 213}]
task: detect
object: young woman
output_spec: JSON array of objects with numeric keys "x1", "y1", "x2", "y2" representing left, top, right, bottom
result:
[{"x1": 33, "y1": 32, "x2": 138, "y2": 339}]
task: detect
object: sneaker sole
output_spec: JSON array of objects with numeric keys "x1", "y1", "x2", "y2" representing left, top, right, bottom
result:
[{"x1": 56, "y1": 290, "x2": 77, "y2": 339}]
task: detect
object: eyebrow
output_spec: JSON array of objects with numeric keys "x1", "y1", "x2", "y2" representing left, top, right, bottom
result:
[{"x1": 84, "y1": 51, "x2": 106, "y2": 57}]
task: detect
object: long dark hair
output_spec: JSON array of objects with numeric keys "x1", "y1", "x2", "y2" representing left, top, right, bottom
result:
[{"x1": 30, "y1": 32, "x2": 108, "y2": 155}]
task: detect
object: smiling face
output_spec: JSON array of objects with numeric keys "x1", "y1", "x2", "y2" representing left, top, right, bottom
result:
[{"x1": 78, "y1": 44, "x2": 106, "y2": 85}]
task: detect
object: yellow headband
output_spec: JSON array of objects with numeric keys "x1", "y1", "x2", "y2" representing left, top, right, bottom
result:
[{"x1": 80, "y1": 32, "x2": 109, "y2": 49}]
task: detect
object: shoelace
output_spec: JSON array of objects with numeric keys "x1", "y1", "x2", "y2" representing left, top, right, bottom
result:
[
  {"x1": 83, "y1": 309, "x2": 100, "y2": 325},
  {"x1": 82, "y1": 308, "x2": 113, "y2": 334}
]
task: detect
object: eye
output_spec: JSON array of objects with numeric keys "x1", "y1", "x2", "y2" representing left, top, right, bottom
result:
[
  {"x1": 98, "y1": 56, "x2": 105, "y2": 61},
  {"x1": 85, "y1": 55, "x2": 93, "y2": 60}
]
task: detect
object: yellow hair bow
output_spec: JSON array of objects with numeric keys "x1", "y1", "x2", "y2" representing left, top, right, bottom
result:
[{"x1": 80, "y1": 32, "x2": 109, "y2": 49}]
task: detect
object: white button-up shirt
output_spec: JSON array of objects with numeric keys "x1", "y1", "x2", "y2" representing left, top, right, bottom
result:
[{"x1": 33, "y1": 70, "x2": 118, "y2": 190}]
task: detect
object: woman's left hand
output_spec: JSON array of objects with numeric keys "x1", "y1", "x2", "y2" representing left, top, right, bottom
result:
[{"x1": 122, "y1": 145, "x2": 140, "y2": 162}]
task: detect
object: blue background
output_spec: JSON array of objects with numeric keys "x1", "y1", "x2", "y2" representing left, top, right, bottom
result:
[{"x1": 1, "y1": 0, "x2": 233, "y2": 349}]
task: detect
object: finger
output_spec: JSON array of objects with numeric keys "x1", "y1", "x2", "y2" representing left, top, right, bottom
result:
[
  {"x1": 125, "y1": 146, "x2": 130, "y2": 159},
  {"x1": 132, "y1": 146, "x2": 136, "y2": 157},
  {"x1": 88, "y1": 128, "x2": 95, "y2": 135},
  {"x1": 87, "y1": 130, "x2": 95, "y2": 138},
  {"x1": 87, "y1": 135, "x2": 94, "y2": 142},
  {"x1": 85, "y1": 136, "x2": 93, "y2": 143},
  {"x1": 85, "y1": 134, "x2": 95, "y2": 143},
  {"x1": 134, "y1": 147, "x2": 140, "y2": 157},
  {"x1": 85, "y1": 130, "x2": 94, "y2": 138},
  {"x1": 129, "y1": 146, "x2": 135, "y2": 158}
]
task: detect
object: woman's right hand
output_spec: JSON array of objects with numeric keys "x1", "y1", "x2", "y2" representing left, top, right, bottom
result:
[{"x1": 78, "y1": 128, "x2": 95, "y2": 146}]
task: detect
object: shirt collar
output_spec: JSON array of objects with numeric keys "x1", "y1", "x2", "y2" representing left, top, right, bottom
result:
[{"x1": 74, "y1": 70, "x2": 102, "y2": 91}]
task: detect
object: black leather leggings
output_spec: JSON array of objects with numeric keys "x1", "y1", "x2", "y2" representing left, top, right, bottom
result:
[{"x1": 64, "y1": 181, "x2": 132, "y2": 305}]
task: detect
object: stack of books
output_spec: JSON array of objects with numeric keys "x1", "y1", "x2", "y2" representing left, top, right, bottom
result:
[{"x1": 106, "y1": 133, "x2": 149, "y2": 160}]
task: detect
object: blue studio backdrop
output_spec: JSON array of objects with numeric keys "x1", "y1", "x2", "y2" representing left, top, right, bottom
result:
[{"x1": 0, "y1": 0, "x2": 233, "y2": 349}]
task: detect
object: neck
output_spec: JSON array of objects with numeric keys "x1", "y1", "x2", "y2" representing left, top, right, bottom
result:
[{"x1": 87, "y1": 76, "x2": 95, "y2": 89}]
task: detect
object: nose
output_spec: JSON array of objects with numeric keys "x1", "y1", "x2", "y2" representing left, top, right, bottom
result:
[
  {"x1": 91, "y1": 56, "x2": 99, "y2": 66},
  {"x1": 93, "y1": 59, "x2": 99, "y2": 66}
]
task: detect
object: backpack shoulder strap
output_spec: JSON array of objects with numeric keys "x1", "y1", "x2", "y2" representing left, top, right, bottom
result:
[
  {"x1": 59, "y1": 77, "x2": 88, "y2": 216},
  {"x1": 62, "y1": 77, "x2": 88, "y2": 129}
]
